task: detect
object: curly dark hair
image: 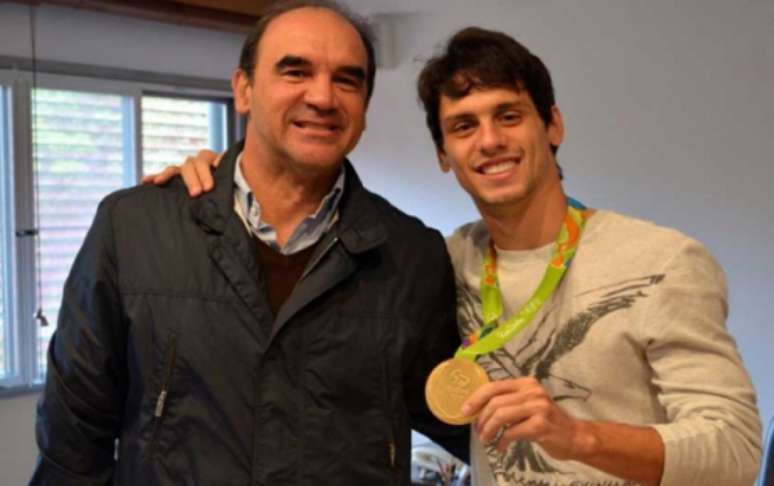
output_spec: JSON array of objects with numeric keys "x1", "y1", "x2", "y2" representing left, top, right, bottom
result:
[{"x1": 417, "y1": 27, "x2": 558, "y2": 155}]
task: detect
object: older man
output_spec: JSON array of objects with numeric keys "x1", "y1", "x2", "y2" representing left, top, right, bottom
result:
[{"x1": 31, "y1": 2, "x2": 466, "y2": 485}]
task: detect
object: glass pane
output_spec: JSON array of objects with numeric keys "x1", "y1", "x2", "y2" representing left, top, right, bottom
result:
[
  {"x1": 0, "y1": 86, "x2": 9, "y2": 380},
  {"x1": 32, "y1": 88, "x2": 130, "y2": 382},
  {"x1": 141, "y1": 96, "x2": 228, "y2": 177}
]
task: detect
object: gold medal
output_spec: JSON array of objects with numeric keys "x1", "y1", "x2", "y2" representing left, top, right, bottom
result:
[{"x1": 425, "y1": 358, "x2": 489, "y2": 425}]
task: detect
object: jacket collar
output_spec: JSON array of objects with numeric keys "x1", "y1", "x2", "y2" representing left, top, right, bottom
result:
[
  {"x1": 334, "y1": 159, "x2": 387, "y2": 254},
  {"x1": 189, "y1": 141, "x2": 243, "y2": 235},
  {"x1": 191, "y1": 141, "x2": 387, "y2": 254}
]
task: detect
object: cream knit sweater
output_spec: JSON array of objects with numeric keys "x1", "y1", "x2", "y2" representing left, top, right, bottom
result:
[{"x1": 447, "y1": 210, "x2": 761, "y2": 486}]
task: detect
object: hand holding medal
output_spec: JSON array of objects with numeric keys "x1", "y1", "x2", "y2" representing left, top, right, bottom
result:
[{"x1": 425, "y1": 199, "x2": 591, "y2": 426}]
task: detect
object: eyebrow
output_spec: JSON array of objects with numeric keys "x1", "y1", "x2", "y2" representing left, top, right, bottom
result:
[
  {"x1": 274, "y1": 55, "x2": 365, "y2": 82},
  {"x1": 275, "y1": 55, "x2": 311, "y2": 71},
  {"x1": 494, "y1": 100, "x2": 527, "y2": 112},
  {"x1": 442, "y1": 113, "x2": 476, "y2": 126},
  {"x1": 337, "y1": 66, "x2": 366, "y2": 82},
  {"x1": 443, "y1": 100, "x2": 528, "y2": 124}
]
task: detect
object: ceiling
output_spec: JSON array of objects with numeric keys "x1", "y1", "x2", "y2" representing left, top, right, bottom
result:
[
  {"x1": 7, "y1": 0, "x2": 281, "y2": 32},
  {"x1": 5, "y1": 0, "x2": 435, "y2": 32}
]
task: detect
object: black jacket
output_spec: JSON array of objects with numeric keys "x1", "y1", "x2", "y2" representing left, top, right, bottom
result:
[{"x1": 31, "y1": 143, "x2": 468, "y2": 486}]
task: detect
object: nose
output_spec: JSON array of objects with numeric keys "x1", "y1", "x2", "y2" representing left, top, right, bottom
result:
[
  {"x1": 478, "y1": 121, "x2": 506, "y2": 155},
  {"x1": 304, "y1": 75, "x2": 336, "y2": 113}
]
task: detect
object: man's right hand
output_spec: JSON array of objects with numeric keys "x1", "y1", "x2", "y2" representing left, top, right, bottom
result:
[
  {"x1": 141, "y1": 149, "x2": 222, "y2": 197},
  {"x1": 461, "y1": 377, "x2": 664, "y2": 486}
]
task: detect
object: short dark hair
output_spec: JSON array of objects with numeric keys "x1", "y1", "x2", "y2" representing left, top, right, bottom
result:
[
  {"x1": 238, "y1": 0, "x2": 377, "y2": 103},
  {"x1": 417, "y1": 27, "x2": 558, "y2": 155}
]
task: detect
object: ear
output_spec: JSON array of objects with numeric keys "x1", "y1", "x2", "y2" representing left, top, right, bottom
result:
[
  {"x1": 232, "y1": 68, "x2": 252, "y2": 115},
  {"x1": 437, "y1": 148, "x2": 451, "y2": 173},
  {"x1": 547, "y1": 105, "x2": 565, "y2": 148}
]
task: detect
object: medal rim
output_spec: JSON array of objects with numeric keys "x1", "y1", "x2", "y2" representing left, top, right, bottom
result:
[{"x1": 425, "y1": 357, "x2": 489, "y2": 426}]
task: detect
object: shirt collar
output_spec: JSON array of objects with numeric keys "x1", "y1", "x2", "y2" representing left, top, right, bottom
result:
[{"x1": 233, "y1": 152, "x2": 345, "y2": 255}]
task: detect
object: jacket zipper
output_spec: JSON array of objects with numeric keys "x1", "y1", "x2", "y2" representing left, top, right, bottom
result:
[
  {"x1": 380, "y1": 357, "x2": 398, "y2": 471},
  {"x1": 147, "y1": 333, "x2": 179, "y2": 457}
]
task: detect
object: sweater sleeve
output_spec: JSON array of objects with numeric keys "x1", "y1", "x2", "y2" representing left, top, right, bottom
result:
[
  {"x1": 643, "y1": 239, "x2": 761, "y2": 486},
  {"x1": 30, "y1": 199, "x2": 127, "y2": 486}
]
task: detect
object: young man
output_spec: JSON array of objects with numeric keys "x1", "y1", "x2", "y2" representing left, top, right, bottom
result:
[
  {"x1": 31, "y1": 2, "x2": 466, "y2": 485},
  {"x1": 153, "y1": 24, "x2": 762, "y2": 486},
  {"x1": 418, "y1": 27, "x2": 761, "y2": 486}
]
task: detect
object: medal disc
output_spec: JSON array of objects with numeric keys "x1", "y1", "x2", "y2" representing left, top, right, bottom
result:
[{"x1": 425, "y1": 358, "x2": 489, "y2": 425}]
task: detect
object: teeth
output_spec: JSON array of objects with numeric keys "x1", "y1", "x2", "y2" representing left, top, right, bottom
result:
[
  {"x1": 481, "y1": 160, "x2": 516, "y2": 175},
  {"x1": 296, "y1": 122, "x2": 336, "y2": 130}
]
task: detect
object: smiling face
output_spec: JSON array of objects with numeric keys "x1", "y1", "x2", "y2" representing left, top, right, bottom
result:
[
  {"x1": 233, "y1": 7, "x2": 368, "y2": 178},
  {"x1": 437, "y1": 86, "x2": 564, "y2": 215}
]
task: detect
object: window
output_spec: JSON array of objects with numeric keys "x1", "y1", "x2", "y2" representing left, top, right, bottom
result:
[
  {"x1": 0, "y1": 70, "x2": 233, "y2": 391},
  {"x1": 141, "y1": 96, "x2": 228, "y2": 177},
  {"x1": 32, "y1": 88, "x2": 133, "y2": 381}
]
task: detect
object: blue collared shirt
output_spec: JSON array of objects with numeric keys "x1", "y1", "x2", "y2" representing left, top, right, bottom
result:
[{"x1": 233, "y1": 153, "x2": 345, "y2": 255}]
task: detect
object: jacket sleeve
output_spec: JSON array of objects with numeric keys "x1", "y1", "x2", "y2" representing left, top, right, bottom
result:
[
  {"x1": 30, "y1": 200, "x2": 128, "y2": 486},
  {"x1": 403, "y1": 232, "x2": 470, "y2": 464},
  {"x1": 644, "y1": 240, "x2": 761, "y2": 486}
]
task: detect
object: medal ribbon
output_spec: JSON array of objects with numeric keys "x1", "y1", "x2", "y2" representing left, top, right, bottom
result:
[{"x1": 455, "y1": 198, "x2": 590, "y2": 361}]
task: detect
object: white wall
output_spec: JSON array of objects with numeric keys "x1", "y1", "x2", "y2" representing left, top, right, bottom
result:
[
  {"x1": 347, "y1": 0, "x2": 774, "y2": 444},
  {"x1": 1, "y1": 0, "x2": 773, "y2": 482},
  {"x1": 0, "y1": 3, "x2": 242, "y2": 78},
  {"x1": 0, "y1": 393, "x2": 38, "y2": 486}
]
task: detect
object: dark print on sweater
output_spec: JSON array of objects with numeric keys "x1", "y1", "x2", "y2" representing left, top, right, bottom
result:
[{"x1": 456, "y1": 274, "x2": 665, "y2": 486}]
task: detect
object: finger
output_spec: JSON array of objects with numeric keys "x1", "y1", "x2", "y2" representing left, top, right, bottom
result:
[
  {"x1": 145, "y1": 165, "x2": 182, "y2": 186},
  {"x1": 192, "y1": 149, "x2": 221, "y2": 192},
  {"x1": 464, "y1": 376, "x2": 540, "y2": 417},
  {"x1": 475, "y1": 392, "x2": 523, "y2": 435},
  {"x1": 213, "y1": 151, "x2": 224, "y2": 168},
  {"x1": 196, "y1": 148, "x2": 218, "y2": 163},
  {"x1": 141, "y1": 169, "x2": 161, "y2": 185},
  {"x1": 477, "y1": 383, "x2": 554, "y2": 438},
  {"x1": 462, "y1": 379, "x2": 520, "y2": 417},
  {"x1": 477, "y1": 402, "x2": 534, "y2": 443},
  {"x1": 180, "y1": 158, "x2": 203, "y2": 197},
  {"x1": 495, "y1": 413, "x2": 549, "y2": 452},
  {"x1": 194, "y1": 157, "x2": 216, "y2": 192},
  {"x1": 477, "y1": 382, "x2": 549, "y2": 432}
]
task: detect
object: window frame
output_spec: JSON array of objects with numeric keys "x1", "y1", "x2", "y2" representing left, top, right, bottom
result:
[
  {"x1": 0, "y1": 80, "x2": 22, "y2": 389},
  {"x1": 0, "y1": 67, "x2": 236, "y2": 396}
]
